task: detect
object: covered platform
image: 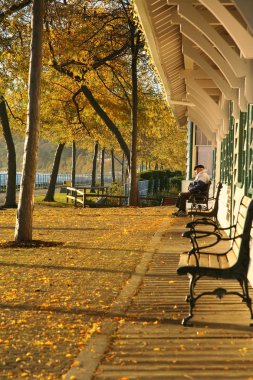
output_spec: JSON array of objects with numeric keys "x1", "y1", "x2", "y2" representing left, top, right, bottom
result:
[
  {"x1": 66, "y1": 213, "x2": 253, "y2": 380},
  {"x1": 133, "y1": 0, "x2": 253, "y2": 230}
]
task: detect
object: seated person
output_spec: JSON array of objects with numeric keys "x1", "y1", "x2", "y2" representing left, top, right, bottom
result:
[{"x1": 173, "y1": 164, "x2": 210, "y2": 217}]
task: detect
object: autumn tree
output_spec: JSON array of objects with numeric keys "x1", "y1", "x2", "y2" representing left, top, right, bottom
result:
[
  {"x1": 1, "y1": 0, "x2": 185, "y2": 220},
  {"x1": 0, "y1": 97, "x2": 17, "y2": 207},
  {"x1": 0, "y1": 0, "x2": 33, "y2": 208},
  {"x1": 100, "y1": 147, "x2": 105, "y2": 187},
  {"x1": 128, "y1": 14, "x2": 142, "y2": 205},
  {"x1": 43, "y1": 143, "x2": 65, "y2": 202},
  {"x1": 44, "y1": 0, "x2": 147, "y2": 204},
  {"x1": 137, "y1": 92, "x2": 187, "y2": 171},
  {"x1": 14, "y1": 0, "x2": 45, "y2": 241},
  {"x1": 0, "y1": 0, "x2": 32, "y2": 21}
]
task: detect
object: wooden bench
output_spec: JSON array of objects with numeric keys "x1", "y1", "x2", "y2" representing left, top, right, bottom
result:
[
  {"x1": 161, "y1": 196, "x2": 177, "y2": 206},
  {"x1": 177, "y1": 195, "x2": 253, "y2": 326},
  {"x1": 187, "y1": 180, "x2": 211, "y2": 211},
  {"x1": 66, "y1": 186, "x2": 128, "y2": 207},
  {"x1": 187, "y1": 182, "x2": 223, "y2": 225}
]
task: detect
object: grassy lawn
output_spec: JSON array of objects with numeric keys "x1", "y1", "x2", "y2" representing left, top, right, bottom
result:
[
  {"x1": 34, "y1": 193, "x2": 71, "y2": 208},
  {"x1": 34, "y1": 191, "x2": 108, "y2": 208},
  {"x1": 0, "y1": 203, "x2": 170, "y2": 379}
]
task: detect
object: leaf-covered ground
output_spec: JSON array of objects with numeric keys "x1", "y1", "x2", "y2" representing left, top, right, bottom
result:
[{"x1": 0, "y1": 204, "x2": 169, "y2": 379}]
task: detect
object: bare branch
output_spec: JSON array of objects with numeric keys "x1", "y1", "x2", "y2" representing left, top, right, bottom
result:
[
  {"x1": 96, "y1": 70, "x2": 127, "y2": 103},
  {"x1": 50, "y1": 81, "x2": 76, "y2": 94},
  {"x1": 5, "y1": 99, "x2": 25, "y2": 126},
  {"x1": 104, "y1": 63, "x2": 132, "y2": 108},
  {"x1": 72, "y1": 89, "x2": 91, "y2": 136},
  {"x1": 0, "y1": 0, "x2": 32, "y2": 22}
]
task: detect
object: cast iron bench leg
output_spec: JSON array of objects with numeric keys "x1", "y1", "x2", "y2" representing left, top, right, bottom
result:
[
  {"x1": 182, "y1": 274, "x2": 198, "y2": 326},
  {"x1": 241, "y1": 277, "x2": 253, "y2": 325}
]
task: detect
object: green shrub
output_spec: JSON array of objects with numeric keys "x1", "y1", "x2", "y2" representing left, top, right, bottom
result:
[
  {"x1": 168, "y1": 177, "x2": 183, "y2": 194},
  {"x1": 139, "y1": 170, "x2": 184, "y2": 194}
]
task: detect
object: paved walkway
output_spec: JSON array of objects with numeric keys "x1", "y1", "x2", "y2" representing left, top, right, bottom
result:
[
  {"x1": 1, "y1": 189, "x2": 252, "y2": 378},
  {"x1": 65, "y1": 214, "x2": 253, "y2": 380}
]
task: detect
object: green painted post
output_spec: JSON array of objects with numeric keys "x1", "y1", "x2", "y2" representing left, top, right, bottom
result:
[{"x1": 187, "y1": 121, "x2": 194, "y2": 180}]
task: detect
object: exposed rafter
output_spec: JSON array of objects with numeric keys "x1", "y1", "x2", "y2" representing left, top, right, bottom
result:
[{"x1": 134, "y1": 0, "x2": 253, "y2": 146}]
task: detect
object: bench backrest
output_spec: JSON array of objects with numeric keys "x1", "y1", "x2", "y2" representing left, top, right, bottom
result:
[
  {"x1": 188, "y1": 180, "x2": 211, "y2": 205},
  {"x1": 229, "y1": 196, "x2": 253, "y2": 272},
  {"x1": 198, "y1": 180, "x2": 211, "y2": 200},
  {"x1": 212, "y1": 182, "x2": 223, "y2": 213},
  {"x1": 205, "y1": 180, "x2": 211, "y2": 196}
]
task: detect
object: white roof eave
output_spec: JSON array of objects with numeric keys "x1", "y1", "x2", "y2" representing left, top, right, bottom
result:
[{"x1": 134, "y1": 0, "x2": 174, "y2": 105}]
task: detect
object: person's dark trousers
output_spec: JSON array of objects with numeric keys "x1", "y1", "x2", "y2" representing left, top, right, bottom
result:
[{"x1": 176, "y1": 191, "x2": 191, "y2": 211}]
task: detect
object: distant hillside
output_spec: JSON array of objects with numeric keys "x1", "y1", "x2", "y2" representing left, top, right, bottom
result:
[{"x1": 0, "y1": 136, "x2": 121, "y2": 177}]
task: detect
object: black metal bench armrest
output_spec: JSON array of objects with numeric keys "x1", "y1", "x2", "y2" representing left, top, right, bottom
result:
[
  {"x1": 221, "y1": 233, "x2": 243, "y2": 241},
  {"x1": 185, "y1": 228, "x2": 239, "y2": 241},
  {"x1": 183, "y1": 230, "x2": 222, "y2": 251},
  {"x1": 183, "y1": 230, "x2": 221, "y2": 239},
  {"x1": 194, "y1": 235, "x2": 243, "y2": 257},
  {"x1": 184, "y1": 231, "x2": 243, "y2": 253},
  {"x1": 186, "y1": 219, "x2": 218, "y2": 229},
  {"x1": 186, "y1": 222, "x2": 236, "y2": 234},
  {"x1": 184, "y1": 247, "x2": 232, "y2": 266},
  {"x1": 218, "y1": 224, "x2": 236, "y2": 231}
]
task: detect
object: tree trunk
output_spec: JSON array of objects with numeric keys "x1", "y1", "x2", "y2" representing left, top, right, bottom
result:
[
  {"x1": 0, "y1": 97, "x2": 17, "y2": 208},
  {"x1": 14, "y1": 0, "x2": 45, "y2": 242},
  {"x1": 129, "y1": 22, "x2": 140, "y2": 206},
  {"x1": 44, "y1": 143, "x2": 65, "y2": 202},
  {"x1": 81, "y1": 85, "x2": 130, "y2": 167},
  {"x1": 91, "y1": 141, "x2": 98, "y2": 192},
  {"x1": 101, "y1": 147, "x2": 105, "y2": 187},
  {"x1": 71, "y1": 140, "x2": 76, "y2": 188},
  {"x1": 121, "y1": 153, "x2": 125, "y2": 185},
  {"x1": 111, "y1": 148, "x2": 116, "y2": 183}
]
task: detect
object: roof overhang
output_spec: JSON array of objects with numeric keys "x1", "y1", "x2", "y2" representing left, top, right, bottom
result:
[{"x1": 134, "y1": 0, "x2": 253, "y2": 144}]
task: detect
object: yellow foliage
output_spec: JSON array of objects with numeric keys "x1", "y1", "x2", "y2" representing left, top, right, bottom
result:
[{"x1": 0, "y1": 204, "x2": 170, "y2": 379}]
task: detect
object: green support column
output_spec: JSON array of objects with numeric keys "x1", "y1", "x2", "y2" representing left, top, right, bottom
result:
[
  {"x1": 212, "y1": 148, "x2": 216, "y2": 184},
  {"x1": 246, "y1": 104, "x2": 253, "y2": 195},
  {"x1": 186, "y1": 121, "x2": 194, "y2": 180}
]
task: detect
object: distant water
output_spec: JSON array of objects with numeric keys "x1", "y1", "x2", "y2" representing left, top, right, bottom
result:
[{"x1": 0, "y1": 172, "x2": 115, "y2": 189}]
